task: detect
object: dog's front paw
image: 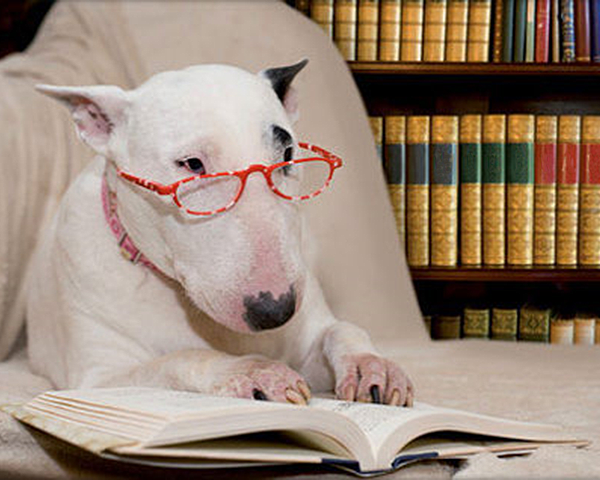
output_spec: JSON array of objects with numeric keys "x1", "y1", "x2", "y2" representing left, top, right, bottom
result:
[
  {"x1": 334, "y1": 353, "x2": 414, "y2": 407},
  {"x1": 213, "y1": 356, "x2": 311, "y2": 405}
]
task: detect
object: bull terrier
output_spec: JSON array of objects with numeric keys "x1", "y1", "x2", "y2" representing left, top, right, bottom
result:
[{"x1": 27, "y1": 60, "x2": 413, "y2": 407}]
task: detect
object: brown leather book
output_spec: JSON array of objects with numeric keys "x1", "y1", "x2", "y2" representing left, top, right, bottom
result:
[{"x1": 575, "y1": 0, "x2": 591, "y2": 62}]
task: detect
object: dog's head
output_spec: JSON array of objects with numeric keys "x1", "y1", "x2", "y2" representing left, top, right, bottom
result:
[{"x1": 38, "y1": 60, "x2": 312, "y2": 333}]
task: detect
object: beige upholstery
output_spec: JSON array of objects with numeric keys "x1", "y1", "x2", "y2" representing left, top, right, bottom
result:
[{"x1": 0, "y1": 1, "x2": 598, "y2": 478}]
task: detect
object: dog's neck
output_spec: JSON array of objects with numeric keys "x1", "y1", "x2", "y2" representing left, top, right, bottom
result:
[{"x1": 102, "y1": 164, "x2": 161, "y2": 274}]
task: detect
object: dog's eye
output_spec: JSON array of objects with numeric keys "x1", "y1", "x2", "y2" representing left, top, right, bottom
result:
[{"x1": 178, "y1": 157, "x2": 206, "y2": 175}]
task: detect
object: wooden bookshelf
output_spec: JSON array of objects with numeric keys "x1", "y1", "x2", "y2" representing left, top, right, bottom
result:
[{"x1": 410, "y1": 266, "x2": 600, "y2": 282}]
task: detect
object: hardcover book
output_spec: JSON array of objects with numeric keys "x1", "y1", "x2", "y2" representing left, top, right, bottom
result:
[
  {"x1": 370, "y1": 116, "x2": 384, "y2": 162},
  {"x1": 506, "y1": 115, "x2": 535, "y2": 266},
  {"x1": 431, "y1": 314, "x2": 461, "y2": 339},
  {"x1": 592, "y1": 0, "x2": 600, "y2": 61},
  {"x1": 492, "y1": 0, "x2": 504, "y2": 62},
  {"x1": 335, "y1": 0, "x2": 358, "y2": 61},
  {"x1": 2, "y1": 388, "x2": 584, "y2": 476},
  {"x1": 406, "y1": 116, "x2": 430, "y2": 267},
  {"x1": 446, "y1": 0, "x2": 469, "y2": 61},
  {"x1": 467, "y1": 0, "x2": 492, "y2": 61},
  {"x1": 534, "y1": 116, "x2": 558, "y2": 265},
  {"x1": 556, "y1": 115, "x2": 580, "y2": 266},
  {"x1": 560, "y1": 0, "x2": 576, "y2": 62},
  {"x1": 491, "y1": 307, "x2": 518, "y2": 341},
  {"x1": 518, "y1": 305, "x2": 551, "y2": 342},
  {"x1": 379, "y1": 0, "x2": 403, "y2": 60},
  {"x1": 525, "y1": 0, "x2": 537, "y2": 62},
  {"x1": 357, "y1": 0, "x2": 381, "y2": 60},
  {"x1": 578, "y1": 116, "x2": 600, "y2": 265},
  {"x1": 513, "y1": 0, "x2": 528, "y2": 61},
  {"x1": 574, "y1": 316, "x2": 596, "y2": 345},
  {"x1": 430, "y1": 116, "x2": 459, "y2": 266},
  {"x1": 401, "y1": 0, "x2": 426, "y2": 60},
  {"x1": 482, "y1": 115, "x2": 506, "y2": 266},
  {"x1": 384, "y1": 116, "x2": 407, "y2": 246},
  {"x1": 574, "y1": 0, "x2": 591, "y2": 62},
  {"x1": 551, "y1": 0, "x2": 561, "y2": 61},
  {"x1": 423, "y1": 0, "x2": 448, "y2": 61},
  {"x1": 310, "y1": 0, "x2": 335, "y2": 38},
  {"x1": 535, "y1": 0, "x2": 551, "y2": 62},
  {"x1": 460, "y1": 115, "x2": 483, "y2": 265},
  {"x1": 550, "y1": 317, "x2": 574, "y2": 344},
  {"x1": 502, "y1": 0, "x2": 516, "y2": 61},
  {"x1": 463, "y1": 307, "x2": 490, "y2": 338}
]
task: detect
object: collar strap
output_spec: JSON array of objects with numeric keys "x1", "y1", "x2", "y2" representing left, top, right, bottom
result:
[{"x1": 102, "y1": 174, "x2": 161, "y2": 273}]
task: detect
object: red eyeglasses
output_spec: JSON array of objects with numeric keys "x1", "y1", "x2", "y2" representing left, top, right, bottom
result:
[{"x1": 117, "y1": 142, "x2": 343, "y2": 216}]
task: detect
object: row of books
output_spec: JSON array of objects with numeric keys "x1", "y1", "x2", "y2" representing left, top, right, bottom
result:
[
  {"x1": 291, "y1": 0, "x2": 600, "y2": 63},
  {"x1": 425, "y1": 306, "x2": 600, "y2": 344},
  {"x1": 370, "y1": 114, "x2": 600, "y2": 268}
]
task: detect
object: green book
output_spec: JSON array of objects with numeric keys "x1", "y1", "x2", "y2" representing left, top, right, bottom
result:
[
  {"x1": 525, "y1": 0, "x2": 536, "y2": 62},
  {"x1": 491, "y1": 307, "x2": 518, "y2": 341},
  {"x1": 513, "y1": 0, "x2": 527, "y2": 61},
  {"x1": 463, "y1": 307, "x2": 490, "y2": 338},
  {"x1": 501, "y1": 0, "x2": 515, "y2": 61},
  {"x1": 519, "y1": 305, "x2": 551, "y2": 342},
  {"x1": 432, "y1": 315, "x2": 461, "y2": 339}
]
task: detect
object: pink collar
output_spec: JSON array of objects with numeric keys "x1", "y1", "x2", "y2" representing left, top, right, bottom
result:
[{"x1": 102, "y1": 174, "x2": 161, "y2": 273}]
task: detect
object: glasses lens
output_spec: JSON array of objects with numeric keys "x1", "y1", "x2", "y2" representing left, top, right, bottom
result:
[
  {"x1": 271, "y1": 160, "x2": 332, "y2": 200},
  {"x1": 176, "y1": 175, "x2": 242, "y2": 214}
]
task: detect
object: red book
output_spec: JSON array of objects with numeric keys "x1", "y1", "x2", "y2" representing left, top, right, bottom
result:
[
  {"x1": 579, "y1": 117, "x2": 600, "y2": 265},
  {"x1": 575, "y1": 0, "x2": 592, "y2": 62},
  {"x1": 535, "y1": 0, "x2": 551, "y2": 62}
]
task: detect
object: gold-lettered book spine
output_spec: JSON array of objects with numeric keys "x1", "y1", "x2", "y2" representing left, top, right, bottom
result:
[
  {"x1": 482, "y1": 115, "x2": 506, "y2": 265},
  {"x1": 550, "y1": 317, "x2": 574, "y2": 344},
  {"x1": 579, "y1": 116, "x2": 600, "y2": 265},
  {"x1": 406, "y1": 116, "x2": 430, "y2": 267},
  {"x1": 357, "y1": 0, "x2": 380, "y2": 61},
  {"x1": 556, "y1": 115, "x2": 581, "y2": 266},
  {"x1": 491, "y1": 307, "x2": 518, "y2": 341},
  {"x1": 401, "y1": 0, "x2": 425, "y2": 61},
  {"x1": 463, "y1": 307, "x2": 490, "y2": 338},
  {"x1": 445, "y1": 0, "x2": 469, "y2": 61},
  {"x1": 335, "y1": 0, "x2": 358, "y2": 61},
  {"x1": 385, "y1": 116, "x2": 407, "y2": 246},
  {"x1": 534, "y1": 116, "x2": 558, "y2": 265},
  {"x1": 430, "y1": 116, "x2": 459, "y2": 266},
  {"x1": 379, "y1": 0, "x2": 402, "y2": 60},
  {"x1": 574, "y1": 316, "x2": 596, "y2": 345},
  {"x1": 423, "y1": 0, "x2": 448, "y2": 61},
  {"x1": 460, "y1": 115, "x2": 482, "y2": 265},
  {"x1": 467, "y1": 0, "x2": 492, "y2": 62},
  {"x1": 506, "y1": 115, "x2": 535, "y2": 266},
  {"x1": 310, "y1": 0, "x2": 334, "y2": 38}
]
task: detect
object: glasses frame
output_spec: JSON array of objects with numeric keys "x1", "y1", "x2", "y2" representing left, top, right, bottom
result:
[{"x1": 117, "y1": 142, "x2": 343, "y2": 216}]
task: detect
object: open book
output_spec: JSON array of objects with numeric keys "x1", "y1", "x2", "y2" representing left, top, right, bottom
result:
[{"x1": 2, "y1": 387, "x2": 586, "y2": 476}]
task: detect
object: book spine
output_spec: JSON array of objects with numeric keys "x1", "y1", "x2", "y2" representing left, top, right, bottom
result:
[
  {"x1": 519, "y1": 306, "x2": 550, "y2": 342},
  {"x1": 535, "y1": 0, "x2": 551, "y2": 62},
  {"x1": 556, "y1": 115, "x2": 580, "y2": 265},
  {"x1": 491, "y1": 308, "x2": 518, "y2": 340},
  {"x1": 424, "y1": 0, "x2": 448, "y2": 61},
  {"x1": 534, "y1": 116, "x2": 558, "y2": 265},
  {"x1": 467, "y1": 0, "x2": 492, "y2": 61},
  {"x1": 506, "y1": 115, "x2": 535, "y2": 266},
  {"x1": 423, "y1": 315, "x2": 433, "y2": 336},
  {"x1": 432, "y1": 315, "x2": 461, "y2": 339},
  {"x1": 492, "y1": 0, "x2": 505, "y2": 62},
  {"x1": 431, "y1": 116, "x2": 459, "y2": 266},
  {"x1": 370, "y1": 116, "x2": 384, "y2": 162},
  {"x1": 574, "y1": 317, "x2": 596, "y2": 344},
  {"x1": 579, "y1": 116, "x2": 600, "y2": 265},
  {"x1": 502, "y1": 0, "x2": 516, "y2": 61},
  {"x1": 561, "y1": 0, "x2": 576, "y2": 62},
  {"x1": 552, "y1": 0, "x2": 561, "y2": 61},
  {"x1": 446, "y1": 0, "x2": 470, "y2": 61},
  {"x1": 406, "y1": 116, "x2": 430, "y2": 266},
  {"x1": 385, "y1": 116, "x2": 407, "y2": 247},
  {"x1": 460, "y1": 115, "x2": 483, "y2": 265},
  {"x1": 514, "y1": 0, "x2": 527, "y2": 61},
  {"x1": 525, "y1": 0, "x2": 537, "y2": 62},
  {"x1": 402, "y1": 0, "x2": 426, "y2": 60},
  {"x1": 596, "y1": 319, "x2": 600, "y2": 344},
  {"x1": 482, "y1": 115, "x2": 506, "y2": 265},
  {"x1": 550, "y1": 318, "x2": 574, "y2": 344},
  {"x1": 357, "y1": 0, "x2": 380, "y2": 60},
  {"x1": 310, "y1": 0, "x2": 335, "y2": 38},
  {"x1": 591, "y1": 0, "x2": 600, "y2": 61},
  {"x1": 379, "y1": 0, "x2": 402, "y2": 60},
  {"x1": 335, "y1": 0, "x2": 359, "y2": 61},
  {"x1": 575, "y1": 0, "x2": 591, "y2": 61},
  {"x1": 462, "y1": 307, "x2": 490, "y2": 338}
]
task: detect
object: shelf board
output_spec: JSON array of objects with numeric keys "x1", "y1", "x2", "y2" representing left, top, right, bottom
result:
[
  {"x1": 410, "y1": 266, "x2": 600, "y2": 282},
  {"x1": 349, "y1": 62, "x2": 600, "y2": 77}
]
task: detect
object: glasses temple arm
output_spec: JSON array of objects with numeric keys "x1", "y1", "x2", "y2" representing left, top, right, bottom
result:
[{"x1": 118, "y1": 171, "x2": 173, "y2": 195}]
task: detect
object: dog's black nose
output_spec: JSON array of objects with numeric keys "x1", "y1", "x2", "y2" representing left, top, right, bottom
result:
[{"x1": 243, "y1": 285, "x2": 296, "y2": 331}]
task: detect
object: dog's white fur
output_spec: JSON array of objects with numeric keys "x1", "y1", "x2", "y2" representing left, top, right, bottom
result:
[{"x1": 27, "y1": 62, "x2": 413, "y2": 405}]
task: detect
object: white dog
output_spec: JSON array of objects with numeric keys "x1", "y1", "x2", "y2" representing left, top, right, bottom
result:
[{"x1": 27, "y1": 60, "x2": 413, "y2": 407}]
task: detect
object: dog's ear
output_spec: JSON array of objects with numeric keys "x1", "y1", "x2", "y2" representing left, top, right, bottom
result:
[
  {"x1": 259, "y1": 59, "x2": 308, "y2": 124},
  {"x1": 36, "y1": 84, "x2": 129, "y2": 157}
]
